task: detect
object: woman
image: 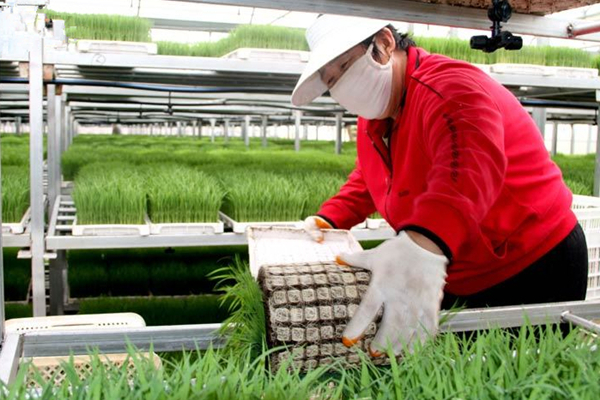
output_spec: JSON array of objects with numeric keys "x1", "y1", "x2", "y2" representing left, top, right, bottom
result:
[{"x1": 293, "y1": 15, "x2": 588, "y2": 357}]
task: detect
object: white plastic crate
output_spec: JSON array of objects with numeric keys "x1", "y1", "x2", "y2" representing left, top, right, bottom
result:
[
  {"x1": 572, "y1": 195, "x2": 600, "y2": 300},
  {"x1": 2, "y1": 207, "x2": 31, "y2": 235},
  {"x1": 247, "y1": 226, "x2": 362, "y2": 277},
  {"x1": 149, "y1": 221, "x2": 224, "y2": 235},
  {"x1": 5, "y1": 313, "x2": 160, "y2": 388},
  {"x1": 71, "y1": 217, "x2": 150, "y2": 237},
  {"x1": 219, "y1": 211, "x2": 303, "y2": 234}
]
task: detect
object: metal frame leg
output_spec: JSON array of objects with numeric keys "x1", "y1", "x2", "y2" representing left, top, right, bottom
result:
[
  {"x1": 244, "y1": 115, "x2": 250, "y2": 148},
  {"x1": 29, "y1": 37, "x2": 46, "y2": 317},
  {"x1": 294, "y1": 110, "x2": 302, "y2": 152},
  {"x1": 49, "y1": 250, "x2": 67, "y2": 315},
  {"x1": 595, "y1": 107, "x2": 600, "y2": 196},
  {"x1": 335, "y1": 113, "x2": 343, "y2": 155},
  {"x1": 0, "y1": 136, "x2": 4, "y2": 339},
  {"x1": 532, "y1": 107, "x2": 547, "y2": 139},
  {"x1": 261, "y1": 115, "x2": 268, "y2": 148},
  {"x1": 551, "y1": 122, "x2": 559, "y2": 157}
]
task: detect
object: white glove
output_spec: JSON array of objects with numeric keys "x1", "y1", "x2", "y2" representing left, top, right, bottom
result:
[
  {"x1": 303, "y1": 216, "x2": 333, "y2": 243},
  {"x1": 336, "y1": 231, "x2": 448, "y2": 356}
]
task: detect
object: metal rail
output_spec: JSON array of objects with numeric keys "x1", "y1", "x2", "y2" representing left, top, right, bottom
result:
[{"x1": 174, "y1": 0, "x2": 600, "y2": 42}]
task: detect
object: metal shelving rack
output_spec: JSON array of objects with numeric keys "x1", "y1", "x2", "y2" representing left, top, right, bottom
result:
[{"x1": 3, "y1": 0, "x2": 600, "y2": 387}]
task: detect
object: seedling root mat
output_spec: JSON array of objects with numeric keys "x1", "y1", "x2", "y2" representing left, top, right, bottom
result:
[{"x1": 249, "y1": 227, "x2": 387, "y2": 369}]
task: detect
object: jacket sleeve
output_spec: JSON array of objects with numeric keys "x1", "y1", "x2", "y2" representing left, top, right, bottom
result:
[
  {"x1": 317, "y1": 160, "x2": 377, "y2": 229},
  {"x1": 399, "y1": 80, "x2": 507, "y2": 260}
]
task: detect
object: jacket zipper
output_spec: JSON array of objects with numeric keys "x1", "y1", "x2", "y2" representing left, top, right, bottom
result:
[{"x1": 368, "y1": 129, "x2": 394, "y2": 221}]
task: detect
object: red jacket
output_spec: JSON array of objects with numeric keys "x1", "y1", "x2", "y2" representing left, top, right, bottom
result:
[{"x1": 318, "y1": 46, "x2": 577, "y2": 296}]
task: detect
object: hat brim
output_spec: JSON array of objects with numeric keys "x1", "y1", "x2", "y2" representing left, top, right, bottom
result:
[{"x1": 291, "y1": 18, "x2": 390, "y2": 107}]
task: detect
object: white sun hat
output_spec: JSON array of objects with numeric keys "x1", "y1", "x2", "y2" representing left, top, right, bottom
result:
[{"x1": 291, "y1": 15, "x2": 391, "y2": 107}]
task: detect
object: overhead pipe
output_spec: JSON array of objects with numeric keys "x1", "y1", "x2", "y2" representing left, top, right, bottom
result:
[{"x1": 568, "y1": 20, "x2": 600, "y2": 37}]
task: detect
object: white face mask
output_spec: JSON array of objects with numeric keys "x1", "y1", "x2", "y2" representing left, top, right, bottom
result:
[{"x1": 329, "y1": 43, "x2": 393, "y2": 120}]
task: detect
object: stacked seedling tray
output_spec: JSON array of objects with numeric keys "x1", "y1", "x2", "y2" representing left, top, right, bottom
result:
[{"x1": 249, "y1": 227, "x2": 387, "y2": 369}]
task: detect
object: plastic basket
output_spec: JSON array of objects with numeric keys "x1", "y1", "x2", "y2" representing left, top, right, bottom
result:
[
  {"x1": 25, "y1": 353, "x2": 161, "y2": 388},
  {"x1": 572, "y1": 195, "x2": 600, "y2": 300},
  {"x1": 219, "y1": 211, "x2": 303, "y2": 234},
  {"x1": 149, "y1": 221, "x2": 224, "y2": 235},
  {"x1": 2, "y1": 207, "x2": 30, "y2": 235},
  {"x1": 5, "y1": 313, "x2": 161, "y2": 388},
  {"x1": 71, "y1": 217, "x2": 150, "y2": 237}
]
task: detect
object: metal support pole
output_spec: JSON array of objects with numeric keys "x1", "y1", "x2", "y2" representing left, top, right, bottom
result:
[
  {"x1": 224, "y1": 119, "x2": 230, "y2": 143},
  {"x1": 62, "y1": 106, "x2": 70, "y2": 153},
  {"x1": 335, "y1": 113, "x2": 343, "y2": 155},
  {"x1": 587, "y1": 125, "x2": 593, "y2": 154},
  {"x1": 303, "y1": 123, "x2": 309, "y2": 140},
  {"x1": 244, "y1": 115, "x2": 250, "y2": 148},
  {"x1": 196, "y1": 119, "x2": 202, "y2": 138},
  {"x1": 49, "y1": 251, "x2": 67, "y2": 315},
  {"x1": 294, "y1": 110, "x2": 302, "y2": 152},
  {"x1": 261, "y1": 115, "x2": 268, "y2": 148},
  {"x1": 177, "y1": 121, "x2": 183, "y2": 137},
  {"x1": 595, "y1": 108, "x2": 600, "y2": 196},
  {"x1": 316, "y1": 123, "x2": 321, "y2": 141},
  {"x1": 47, "y1": 85, "x2": 58, "y2": 213},
  {"x1": 29, "y1": 37, "x2": 46, "y2": 317},
  {"x1": 15, "y1": 116, "x2": 22, "y2": 136},
  {"x1": 551, "y1": 122, "x2": 559, "y2": 157},
  {"x1": 0, "y1": 135, "x2": 4, "y2": 340},
  {"x1": 532, "y1": 107, "x2": 547, "y2": 140},
  {"x1": 570, "y1": 124, "x2": 576, "y2": 155},
  {"x1": 210, "y1": 118, "x2": 216, "y2": 143}
]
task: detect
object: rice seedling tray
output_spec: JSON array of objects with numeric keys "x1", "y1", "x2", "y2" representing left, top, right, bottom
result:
[
  {"x1": 365, "y1": 218, "x2": 391, "y2": 230},
  {"x1": 75, "y1": 39, "x2": 158, "y2": 55},
  {"x1": 71, "y1": 217, "x2": 151, "y2": 237},
  {"x1": 248, "y1": 227, "x2": 387, "y2": 369},
  {"x1": 219, "y1": 211, "x2": 303, "y2": 234},
  {"x1": 1, "y1": 207, "x2": 30, "y2": 235},
  {"x1": 149, "y1": 221, "x2": 224, "y2": 235}
]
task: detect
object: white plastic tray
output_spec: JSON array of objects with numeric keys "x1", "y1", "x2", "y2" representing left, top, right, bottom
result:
[
  {"x1": 366, "y1": 218, "x2": 391, "y2": 230},
  {"x1": 571, "y1": 195, "x2": 600, "y2": 300},
  {"x1": 71, "y1": 217, "x2": 150, "y2": 237},
  {"x1": 149, "y1": 221, "x2": 224, "y2": 235},
  {"x1": 219, "y1": 211, "x2": 303, "y2": 234},
  {"x1": 2, "y1": 207, "x2": 30, "y2": 235},
  {"x1": 247, "y1": 226, "x2": 362, "y2": 277}
]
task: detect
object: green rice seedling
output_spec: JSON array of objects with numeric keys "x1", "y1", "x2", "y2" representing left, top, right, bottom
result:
[
  {"x1": 564, "y1": 178, "x2": 592, "y2": 195},
  {"x1": 220, "y1": 170, "x2": 307, "y2": 222},
  {"x1": 1, "y1": 144, "x2": 29, "y2": 166},
  {"x1": 3, "y1": 249, "x2": 30, "y2": 301},
  {"x1": 78, "y1": 294, "x2": 230, "y2": 326},
  {"x1": 108, "y1": 261, "x2": 150, "y2": 296},
  {"x1": 68, "y1": 260, "x2": 110, "y2": 298},
  {"x1": 3, "y1": 318, "x2": 600, "y2": 398},
  {"x1": 5, "y1": 303, "x2": 32, "y2": 320},
  {"x1": 212, "y1": 258, "x2": 266, "y2": 358},
  {"x1": 553, "y1": 154, "x2": 594, "y2": 195},
  {"x1": 44, "y1": 10, "x2": 152, "y2": 42},
  {"x1": 2, "y1": 166, "x2": 29, "y2": 223},
  {"x1": 299, "y1": 171, "x2": 346, "y2": 218},
  {"x1": 157, "y1": 24, "x2": 308, "y2": 57},
  {"x1": 146, "y1": 164, "x2": 225, "y2": 223},
  {"x1": 72, "y1": 162, "x2": 147, "y2": 224}
]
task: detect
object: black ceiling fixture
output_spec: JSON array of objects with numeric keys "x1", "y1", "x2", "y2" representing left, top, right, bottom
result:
[{"x1": 470, "y1": 0, "x2": 523, "y2": 53}]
